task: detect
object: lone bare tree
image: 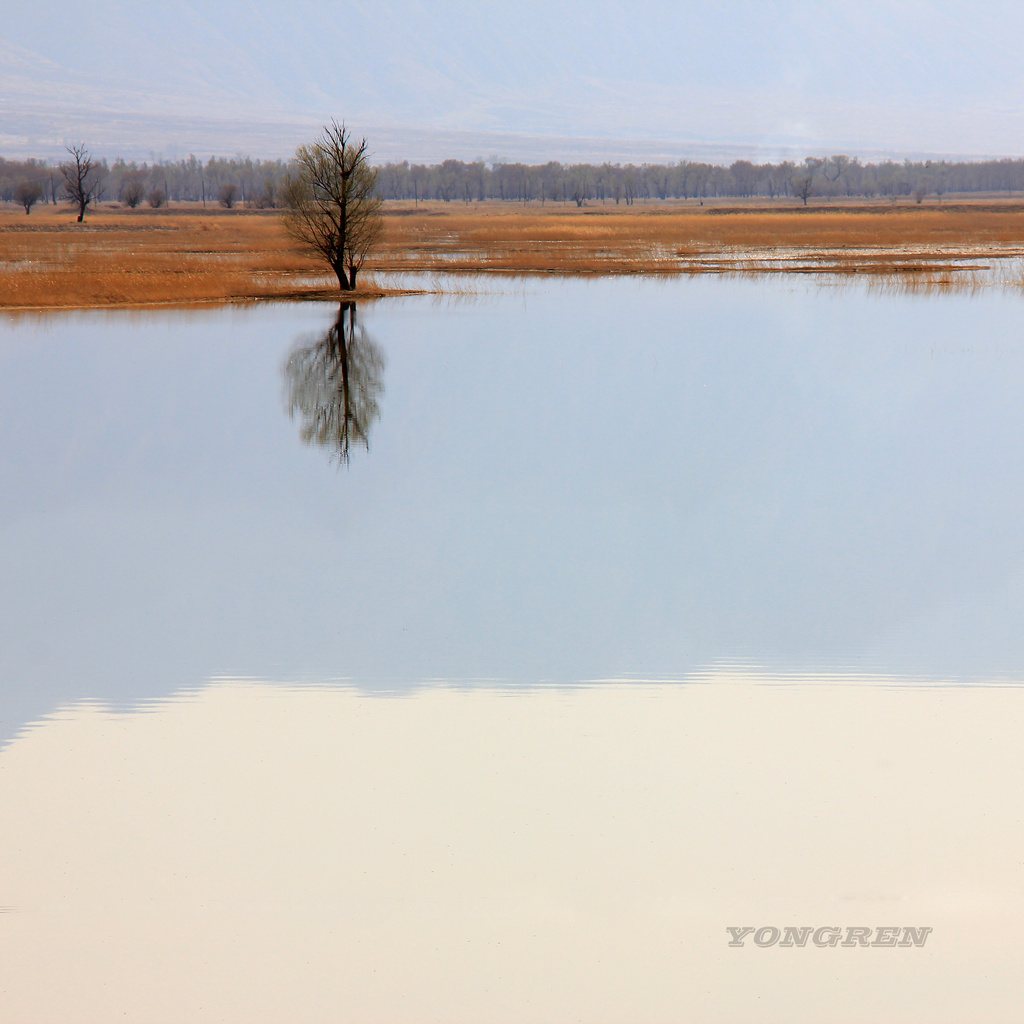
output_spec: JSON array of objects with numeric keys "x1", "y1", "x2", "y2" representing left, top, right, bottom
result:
[
  {"x1": 15, "y1": 180, "x2": 44, "y2": 214},
  {"x1": 120, "y1": 179, "x2": 145, "y2": 208},
  {"x1": 282, "y1": 121, "x2": 383, "y2": 291},
  {"x1": 792, "y1": 172, "x2": 814, "y2": 206},
  {"x1": 61, "y1": 144, "x2": 104, "y2": 222}
]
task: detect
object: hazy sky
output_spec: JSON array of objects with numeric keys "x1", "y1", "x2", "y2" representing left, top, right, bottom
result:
[{"x1": 2, "y1": 0, "x2": 1024, "y2": 162}]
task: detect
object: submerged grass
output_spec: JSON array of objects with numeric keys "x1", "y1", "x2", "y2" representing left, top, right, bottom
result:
[{"x1": 4, "y1": 198, "x2": 1024, "y2": 309}]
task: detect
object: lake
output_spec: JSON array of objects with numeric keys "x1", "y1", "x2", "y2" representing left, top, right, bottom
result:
[{"x1": 2, "y1": 275, "x2": 1023, "y2": 1021}]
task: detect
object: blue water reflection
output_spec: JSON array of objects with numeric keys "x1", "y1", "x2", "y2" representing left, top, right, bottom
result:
[{"x1": 3, "y1": 277, "x2": 1024, "y2": 739}]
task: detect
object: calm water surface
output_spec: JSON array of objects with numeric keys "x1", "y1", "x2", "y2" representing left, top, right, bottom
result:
[{"x1": 2, "y1": 276, "x2": 1023, "y2": 1021}]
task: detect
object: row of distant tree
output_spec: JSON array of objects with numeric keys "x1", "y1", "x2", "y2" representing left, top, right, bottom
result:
[
  {"x1": 7, "y1": 151, "x2": 1024, "y2": 212},
  {"x1": 0, "y1": 153, "x2": 290, "y2": 212},
  {"x1": 376, "y1": 155, "x2": 1024, "y2": 204}
]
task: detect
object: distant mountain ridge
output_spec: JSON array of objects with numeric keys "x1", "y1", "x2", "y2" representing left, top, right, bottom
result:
[{"x1": 2, "y1": 1, "x2": 1023, "y2": 163}]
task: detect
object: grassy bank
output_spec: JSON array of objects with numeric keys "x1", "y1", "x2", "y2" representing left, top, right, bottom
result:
[{"x1": 3, "y1": 197, "x2": 1024, "y2": 309}]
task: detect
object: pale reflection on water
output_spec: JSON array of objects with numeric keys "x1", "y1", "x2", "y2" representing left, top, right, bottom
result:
[
  {"x1": 2, "y1": 678, "x2": 1022, "y2": 1023},
  {"x1": 6, "y1": 277, "x2": 1024, "y2": 744}
]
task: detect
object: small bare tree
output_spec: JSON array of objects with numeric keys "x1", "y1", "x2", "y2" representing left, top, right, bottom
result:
[
  {"x1": 282, "y1": 121, "x2": 383, "y2": 291},
  {"x1": 15, "y1": 180, "x2": 44, "y2": 214},
  {"x1": 61, "y1": 144, "x2": 104, "y2": 222},
  {"x1": 219, "y1": 183, "x2": 238, "y2": 208},
  {"x1": 147, "y1": 188, "x2": 166, "y2": 209},
  {"x1": 792, "y1": 173, "x2": 814, "y2": 206},
  {"x1": 570, "y1": 169, "x2": 588, "y2": 207},
  {"x1": 120, "y1": 179, "x2": 145, "y2": 208}
]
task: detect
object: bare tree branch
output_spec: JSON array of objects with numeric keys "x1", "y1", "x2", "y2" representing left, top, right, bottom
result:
[
  {"x1": 282, "y1": 121, "x2": 383, "y2": 291},
  {"x1": 60, "y1": 144, "x2": 104, "y2": 223}
]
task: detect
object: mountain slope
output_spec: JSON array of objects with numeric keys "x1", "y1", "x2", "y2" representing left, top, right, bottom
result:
[{"x1": 2, "y1": 1, "x2": 1023, "y2": 160}]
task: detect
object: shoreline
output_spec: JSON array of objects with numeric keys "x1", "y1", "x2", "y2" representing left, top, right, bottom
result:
[{"x1": 4, "y1": 198, "x2": 1024, "y2": 310}]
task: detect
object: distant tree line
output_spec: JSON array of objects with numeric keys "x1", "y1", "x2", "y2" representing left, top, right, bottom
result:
[
  {"x1": 0, "y1": 153, "x2": 291, "y2": 212},
  {"x1": 7, "y1": 151, "x2": 1024, "y2": 212},
  {"x1": 374, "y1": 155, "x2": 1024, "y2": 204}
]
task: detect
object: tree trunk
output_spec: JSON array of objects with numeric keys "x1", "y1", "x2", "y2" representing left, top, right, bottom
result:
[{"x1": 334, "y1": 263, "x2": 353, "y2": 290}]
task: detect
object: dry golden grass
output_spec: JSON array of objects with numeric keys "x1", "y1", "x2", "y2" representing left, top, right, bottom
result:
[
  {"x1": 4, "y1": 197, "x2": 1024, "y2": 309},
  {"x1": 0, "y1": 206, "x2": 344, "y2": 309},
  {"x1": 375, "y1": 199, "x2": 1024, "y2": 276}
]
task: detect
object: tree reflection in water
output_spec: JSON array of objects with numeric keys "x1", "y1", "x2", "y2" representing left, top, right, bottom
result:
[{"x1": 283, "y1": 302, "x2": 385, "y2": 464}]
